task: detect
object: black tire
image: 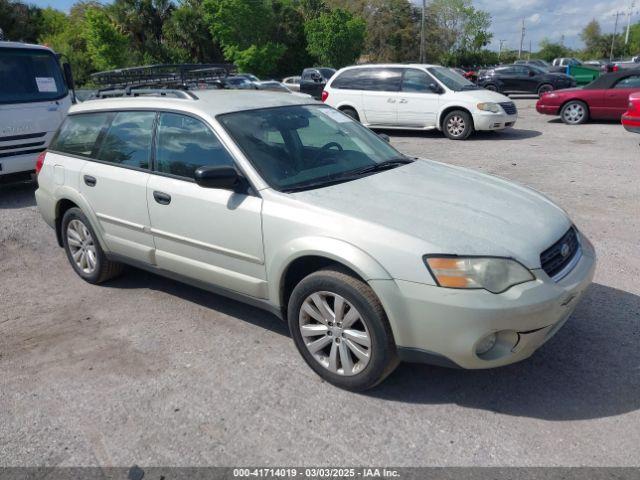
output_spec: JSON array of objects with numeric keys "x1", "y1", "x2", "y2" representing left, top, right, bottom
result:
[
  {"x1": 287, "y1": 267, "x2": 399, "y2": 391},
  {"x1": 537, "y1": 83, "x2": 554, "y2": 97},
  {"x1": 560, "y1": 100, "x2": 589, "y2": 125},
  {"x1": 442, "y1": 110, "x2": 474, "y2": 140},
  {"x1": 340, "y1": 107, "x2": 360, "y2": 121},
  {"x1": 61, "y1": 207, "x2": 123, "y2": 284},
  {"x1": 484, "y1": 84, "x2": 498, "y2": 92}
]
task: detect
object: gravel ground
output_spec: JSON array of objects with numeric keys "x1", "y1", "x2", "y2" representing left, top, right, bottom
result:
[{"x1": 1, "y1": 98, "x2": 639, "y2": 467}]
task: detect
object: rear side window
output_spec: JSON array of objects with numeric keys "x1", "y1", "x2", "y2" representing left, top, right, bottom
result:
[
  {"x1": 331, "y1": 68, "x2": 402, "y2": 92},
  {"x1": 96, "y1": 111, "x2": 155, "y2": 169},
  {"x1": 50, "y1": 113, "x2": 111, "y2": 157},
  {"x1": 155, "y1": 113, "x2": 235, "y2": 179},
  {"x1": 614, "y1": 75, "x2": 640, "y2": 89}
]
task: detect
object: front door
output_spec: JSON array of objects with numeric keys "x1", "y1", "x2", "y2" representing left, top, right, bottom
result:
[
  {"x1": 396, "y1": 68, "x2": 440, "y2": 128},
  {"x1": 79, "y1": 111, "x2": 156, "y2": 263},
  {"x1": 146, "y1": 112, "x2": 267, "y2": 298}
]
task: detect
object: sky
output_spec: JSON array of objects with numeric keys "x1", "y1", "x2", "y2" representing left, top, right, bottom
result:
[{"x1": 28, "y1": 0, "x2": 638, "y2": 52}]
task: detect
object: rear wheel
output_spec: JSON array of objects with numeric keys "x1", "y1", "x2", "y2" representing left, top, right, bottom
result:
[
  {"x1": 340, "y1": 107, "x2": 359, "y2": 121},
  {"x1": 287, "y1": 267, "x2": 398, "y2": 391},
  {"x1": 560, "y1": 100, "x2": 589, "y2": 125},
  {"x1": 62, "y1": 208, "x2": 123, "y2": 284},
  {"x1": 484, "y1": 84, "x2": 498, "y2": 92},
  {"x1": 537, "y1": 83, "x2": 554, "y2": 96},
  {"x1": 442, "y1": 110, "x2": 474, "y2": 140}
]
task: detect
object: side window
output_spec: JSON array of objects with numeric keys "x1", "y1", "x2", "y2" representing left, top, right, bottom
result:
[
  {"x1": 96, "y1": 111, "x2": 155, "y2": 169},
  {"x1": 50, "y1": 113, "x2": 111, "y2": 157},
  {"x1": 497, "y1": 67, "x2": 515, "y2": 75},
  {"x1": 402, "y1": 69, "x2": 432, "y2": 92},
  {"x1": 332, "y1": 69, "x2": 362, "y2": 90},
  {"x1": 614, "y1": 75, "x2": 640, "y2": 89},
  {"x1": 155, "y1": 113, "x2": 235, "y2": 179}
]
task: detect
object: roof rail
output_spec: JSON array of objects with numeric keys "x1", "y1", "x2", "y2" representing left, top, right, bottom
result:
[
  {"x1": 94, "y1": 87, "x2": 199, "y2": 100},
  {"x1": 90, "y1": 63, "x2": 236, "y2": 90}
]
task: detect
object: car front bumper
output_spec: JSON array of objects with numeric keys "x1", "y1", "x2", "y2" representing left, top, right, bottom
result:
[
  {"x1": 536, "y1": 102, "x2": 561, "y2": 115},
  {"x1": 371, "y1": 233, "x2": 596, "y2": 370},
  {"x1": 472, "y1": 112, "x2": 518, "y2": 131}
]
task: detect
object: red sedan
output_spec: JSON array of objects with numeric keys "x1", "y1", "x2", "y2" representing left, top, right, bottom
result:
[
  {"x1": 622, "y1": 92, "x2": 640, "y2": 133},
  {"x1": 536, "y1": 70, "x2": 640, "y2": 124}
]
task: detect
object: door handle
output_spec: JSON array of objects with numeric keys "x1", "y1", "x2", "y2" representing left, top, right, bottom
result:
[
  {"x1": 387, "y1": 98, "x2": 397, "y2": 103},
  {"x1": 153, "y1": 191, "x2": 171, "y2": 205},
  {"x1": 83, "y1": 175, "x2": 97, "y2": 187},
  {"x1": 399, "y1": 99, "x2": 408, "y2": 104}
]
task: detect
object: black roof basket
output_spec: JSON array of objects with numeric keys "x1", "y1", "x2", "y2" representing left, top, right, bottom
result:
[
  {"x1": 94, "y1": 87, "x2": 199, "y2": 100},
  {"x1": 90, "y1": 63, "x2": 237, "y2": 90}
]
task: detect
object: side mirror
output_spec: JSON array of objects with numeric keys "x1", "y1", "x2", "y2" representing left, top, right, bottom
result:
[
  {"x1": 63, "y1": 62, "x2": 75, "y2": 90},
  {"x1": 529, "y1": 70, "x2": 536, "y2": 77},
  {"x1": 378, "y1": 133, "x2": 390, "y2": 143},
  {"x1": 194, "y1": 165, "x2": 244, "y2": 192},
  {"x1": 428, "y1": 83, "x2": 441, "y2": 94}
]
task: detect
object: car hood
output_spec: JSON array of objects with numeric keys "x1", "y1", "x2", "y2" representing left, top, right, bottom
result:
[
  {"x1": 453, "y1": 88, "x2": 511, "y2": 103},
  {"x1": 291, "y1": 160, "x2": 571, "y2": 269}
]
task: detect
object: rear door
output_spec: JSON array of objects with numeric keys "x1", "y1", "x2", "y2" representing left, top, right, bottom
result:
[
  {"x1": 359, "y1": 67, "x2": 403, "y2": 126},
  {"x1": 79, "y1": 111, "x2": 156, "y2": 263},
  {"x1": 146, "y1": 112, "x2": 266, "y2": 298},
  {"x1": 495, "y1": 66, "x2": 519, "y2": 92},
  {"x1": 396, "y1": 68, "x2": 440, "y2": 128},
  {"x1": 604, "y1": 75, "x2": 640, "y2": 119}
]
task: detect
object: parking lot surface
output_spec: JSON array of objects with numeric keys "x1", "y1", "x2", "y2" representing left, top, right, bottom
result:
[{"x1": 1, "y1": 98, "x2": 639, "y2": 467}]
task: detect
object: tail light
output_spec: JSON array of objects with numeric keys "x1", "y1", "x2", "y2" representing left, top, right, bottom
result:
[
  {"x1": 321, "y1": 90, "x2": 329, "y2": 102},
  {"x1": 35, "y1": 151, "x2": 47, "y2": 175},
  {"x1": 613, "y1": 65, "x2": 619, "y2": 72}
]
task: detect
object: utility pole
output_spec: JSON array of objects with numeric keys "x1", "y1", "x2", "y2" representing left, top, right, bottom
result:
[
  {"x1": 611, "y1": 11, "x2": 623, "y2": 62},
  {"x1": 529, "y1": 39, "x2": 532, "y2": 60},
  {"x1": 498, "y1": 39, "x2": 506, "y2": 59},
  {"x1": 518, "y1": 18, "x2": 526, "y2": 59},
  {"x1": 626, "y1": 1, "x2": 635, "y2": 44},
  {"x1": 420, "y1": 0, "x2": 426, "y2": 63}
]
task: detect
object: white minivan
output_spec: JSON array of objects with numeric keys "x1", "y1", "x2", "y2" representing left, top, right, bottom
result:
[{"x1": 322, "y1": 64, "x2": 518, "y2": 140}]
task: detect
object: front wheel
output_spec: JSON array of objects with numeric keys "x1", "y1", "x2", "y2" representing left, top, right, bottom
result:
[
  {"x1": 560, "y1": 100, "x2": 589, "y2": 125},
  {"x1": 287, "y1": 267, "x2": 399, "y2": 391},
  {"x1": 538, "y1": 83, "x2": 554, "y2": 97},
  {"x1": 442, "y1": 110, "x2": 474, "y2": 140}
]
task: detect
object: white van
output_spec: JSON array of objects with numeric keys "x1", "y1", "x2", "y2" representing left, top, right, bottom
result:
[
  {"x1": 0, "y1": 42, "x2": 73, "y2": 181},
  {"x1": 322, "y1": 64, "x2": 518, "y2": 140}
]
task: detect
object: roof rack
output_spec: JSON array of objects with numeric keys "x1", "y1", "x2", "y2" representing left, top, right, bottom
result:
[
  {"x1": 90, "y1": 63, "x2": 236, "y2": 90},
  {"x1": 94, "y1": 87, "x2": 198, "y2": 100}
]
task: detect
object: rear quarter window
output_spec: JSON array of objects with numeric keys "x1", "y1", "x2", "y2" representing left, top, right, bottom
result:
[
  {"x1": 331, "y1": 68, "x2": 402, "y2": 92},
  {"x1": 50, "y1": 113, "x2": 111, "y2": 157}
]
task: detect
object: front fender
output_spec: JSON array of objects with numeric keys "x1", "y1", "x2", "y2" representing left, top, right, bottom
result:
[{"x1": 267, "y1": 236, "x2": 392, "y2": 307}]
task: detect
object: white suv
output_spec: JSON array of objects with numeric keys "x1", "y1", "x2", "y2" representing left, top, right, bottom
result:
[
  {"x1": 322, "y1": 64, "x2": 518, "y2": 140},
  {"x1": 36, "y1": 89, "x2": 595, "y2": 390}
]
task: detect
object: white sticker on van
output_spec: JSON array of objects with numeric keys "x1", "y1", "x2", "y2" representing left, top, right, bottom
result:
[
  {"x1": 35, "y1": 77, "x2": 57, "y2": 92},
  {"x1": 319, "y1": 108, "x2": 352, "y2": 123}
]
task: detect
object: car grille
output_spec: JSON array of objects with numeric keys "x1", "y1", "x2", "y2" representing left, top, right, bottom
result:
[
  {"x1": 0, "y1": 132, "x2": 46, "y2": 159},
  {"x1": 540, "y1": 227, "x2": 580, "y2": 279},
  {"x1": 500, "y1": 102, "x2": 517, "y2": 115}
]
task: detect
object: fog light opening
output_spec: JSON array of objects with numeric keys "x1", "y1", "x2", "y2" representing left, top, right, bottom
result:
[{"x1": 475, "y1": 333, "x2": 497, "y2": 356}]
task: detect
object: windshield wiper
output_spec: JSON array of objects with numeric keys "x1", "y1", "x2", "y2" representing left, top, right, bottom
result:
[{"x1": 351, "y1": 157, "x2": 414, "y2": 176}]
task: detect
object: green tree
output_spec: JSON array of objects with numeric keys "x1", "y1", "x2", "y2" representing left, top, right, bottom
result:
[
  {"x1": 203, "y1": 0, "x2": 285, "y2": 76},
  {"x1": 537, "y1": 39, "x2": 572, "y2": 62},
  {"x1": 305, "y1": 8, "x2": 365, "y2": 68},
  {"x1": 84, "y1": 7, "x2": 130, "y2": 71},
  {"x1": 0, "y1": 0, "x2": 43, "y2": 43}
]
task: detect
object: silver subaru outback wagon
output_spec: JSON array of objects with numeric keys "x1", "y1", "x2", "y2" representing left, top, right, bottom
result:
[{"x1": 35, "y1": 90, "x2": 596, "y2": 390}]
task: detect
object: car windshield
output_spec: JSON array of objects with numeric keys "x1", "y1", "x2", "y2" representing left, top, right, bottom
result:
[
  {"x1": 319, "y1": 68, "x2": 336, "y2": 79},
  {"x1": 428, "y1": 66, "x2": 478, "y2": 91},
  {"x1": 0, "y1": 47, "x2": 67, "y2": 104},
  {"x1": 218, "y1": 105, "x2": 411, "y2": 192}
]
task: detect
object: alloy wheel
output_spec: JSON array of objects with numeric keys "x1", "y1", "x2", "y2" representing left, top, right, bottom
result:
[
  {"x1": 563, "y1": 103, "x2": 585, "y2": 124},
  {"x1": 446, "y1": 115, "x2": 466, "y2": 137},
  {"x1": 299, "y1": 291, "x2": 371, "y2": 376},
  {"x1": 67, "y1": 219, "x2": 98, "y2": 274}
]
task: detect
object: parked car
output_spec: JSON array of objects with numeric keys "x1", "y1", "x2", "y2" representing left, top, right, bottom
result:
[
  {"x1": 283, "y1": 75, "x2": 301, "y2": 92},
  {"x1": 552, "y1": 57, "x2": 582, "y2": 69},
  {"x1": 236, "y1": 73, "x2": 260, "y2": 82},
  {"x1": 254, "y1": 80, "x2": 292, "y2": 93},
  {"x1": 223, "y1": 76, "x2": 256, "y2": 90},
  {"x1": 613, "y1": 56, "x2": 640, "y2": 71},
  {"x1": 323, "y1": 64, "x2": 518, "y2": 140},
  {"x1": 300, "y1": 67, "x2": 336, "y2": 99},
  {"x1": 477, "y1": 64, "x2": 576, "y2": 96},
  {"x1": 35, "y1": 89, "x2": 595, "y2": 390},
  {"x1": 0, "y1": 41, "x2": 74, "y2": 183},
  {"x1": 621, "y1": 91, "x2": 640, "y2": 133},
  {"x1": 536, "y1": 69, "x2": 640, "y2": 124}
]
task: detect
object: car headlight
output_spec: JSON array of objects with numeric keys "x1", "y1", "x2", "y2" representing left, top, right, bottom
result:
[
  {"x1": 424, "y1": 256, "x2": 535, "y2": 294},
  {"x1": 477, "y1": 102, "x2": 501, "y2": 113}
]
